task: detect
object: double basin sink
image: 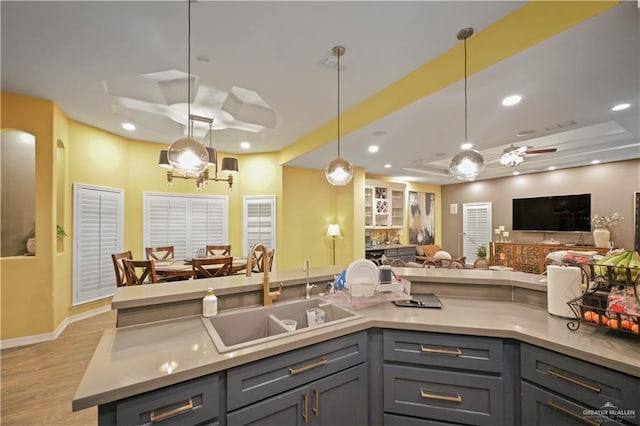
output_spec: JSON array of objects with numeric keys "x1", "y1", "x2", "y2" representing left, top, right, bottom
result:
[{"x1": 201, "y1": 298, "x2": 362, "y2": 353}]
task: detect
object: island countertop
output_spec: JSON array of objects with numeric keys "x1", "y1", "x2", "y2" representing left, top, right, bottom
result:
[{"x1": 74, "y1": 267, "x2": 640, "y2": 411}]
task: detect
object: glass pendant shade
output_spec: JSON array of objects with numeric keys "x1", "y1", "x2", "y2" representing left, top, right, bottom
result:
[
  {"x1": 325, "y1": 157, "x2": 353, "y2": 186},
  {"x1": 449, "y1": 149, "x2": 485, "y2": 180},
  {"x1": 167, "y1": 137, "x2": 209, "y2": 177},
  {"x1": 221, "y1": 157, "x2": 239, "y2": 173}
]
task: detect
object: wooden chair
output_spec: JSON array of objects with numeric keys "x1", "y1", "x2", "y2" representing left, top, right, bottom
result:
[
  {"x1": 111, "y1": 251, "x2": 133, "y2": 287},
  {"x1": 145, "y1": 246, "x2": 174, "y2": 261},
  {"x1": 254, "y1": 249, "x2": 275, "y2": 272},
  {"x1": 192, "y1": 257, "x2": 233, "y2": 278},
  {"x1": 206, "y1": 245, "x2": 231, "y2": 257},
  {"x1": 123, "y1": 259, "x2": 158, "y2": 285}
]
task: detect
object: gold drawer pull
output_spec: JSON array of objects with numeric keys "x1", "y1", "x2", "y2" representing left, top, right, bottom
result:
[
  {"x1": 547, "y1": 369, "x2": 601, "y2": 393},
  {"x1": 302, "y1": 394, "x2": 308, "y2": 423},
  {"x1": 313, "y1": 389, "x2": 319, "y2": 416},
  {"x1": 420, "y1": 389, "x2": 462, "y2": 403},
  {"x1": 150, "y1": 399, "x2": 194, "y2": 423},
  {"x1": 420, "y1": 345, "x2": 462, "y2": 356},
  {"x1": 547, "y1": 400, "x2": 601, "y2": 426},
  {"x1": 289, "y1": 357, "x2": 328, "y2": 375}
]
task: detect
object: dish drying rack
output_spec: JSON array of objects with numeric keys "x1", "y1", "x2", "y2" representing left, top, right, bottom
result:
[
  {"x1": 322, "y1": 278, "x2": 411, "y2": 310},
  {"x1": 566, "y1": 264, "x2": 640, "y2": 337}
]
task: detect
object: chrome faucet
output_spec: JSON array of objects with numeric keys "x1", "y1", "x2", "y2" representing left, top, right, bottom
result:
[
  {"x1": 247, "y1": 243, "x2": 282, "y2": 306},
  {"x1": 304, "y1": 259, "x2": 316, "y2": 299}
]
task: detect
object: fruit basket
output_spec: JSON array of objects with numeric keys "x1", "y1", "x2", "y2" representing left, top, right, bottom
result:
[{"x1": 566, "y1": 259, "x2": 640, "y2": 337}]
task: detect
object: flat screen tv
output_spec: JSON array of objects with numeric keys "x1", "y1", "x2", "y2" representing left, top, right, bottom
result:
[{"x1": 512, "y1": 194, "x2": 591, "y2": 232}]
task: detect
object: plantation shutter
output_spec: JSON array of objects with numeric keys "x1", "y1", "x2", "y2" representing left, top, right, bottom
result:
[
  {"x1": 73, "y1": 184, "x2": 124, "y2": 305},
  {"x1": 144, "y1": 193, "x2": 228, "y2": 259},
  {"x1": 243, "y1": 196, "x2": 276, "y2": 256},
  {"x1": 463, "y1": 202, "x2": 492, "y2": 263}
]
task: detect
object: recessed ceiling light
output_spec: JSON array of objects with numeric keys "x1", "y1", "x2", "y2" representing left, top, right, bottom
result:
[
  {"x1": 502, "y1": 95, "x2": 522, "y2": 106},
  {"x1": 240, "y1": 142, "x2": 251, "y2": 149},
  {"x1": 512, "y1": 171, "x2": 520, "y2": 176},
  {"x1": 547, "y1": 166, "x2": 556, "y2": 171},
  {"x1": 591, "y1": 159, "x2": 600, "y2": 164},
  {"x1": 384, "y1": 164, "x2": 391, "y2": 168},
  {"x1": 611, "y1": 103, "x2": 630, "y2": 112},
  {"x1": 460, "y1": 142, "x2": 473, "y2": 150},
  {"x1": 122, "y1": 122, "x2": 136, "y2": 131},
  {"x1": 368, "y1": 145, "x2": 379, "y2": 153}
]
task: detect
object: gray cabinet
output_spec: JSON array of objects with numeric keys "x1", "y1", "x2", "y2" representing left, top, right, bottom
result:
[
  {"x1": 521, "y1": 343, "x2": 640, "y2": 426},
  {"x1": 98, "y1": 374, "x2": 221, "y2": 426},
  {"x1": 226, "y1": 332, "x2": 368, "y2": 426},
  {"x1": 382, "y1": 330, "x2": 514, "y2": 426},
  {"x1": 382, "y1": 246, "x2": 416, "y2": 263}
]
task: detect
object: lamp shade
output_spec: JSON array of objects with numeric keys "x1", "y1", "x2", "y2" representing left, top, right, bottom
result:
[
  {"x1": 158, "y1": 150, "x2": 171, "y2": 169},
  {"x1": 206, "y1": 147, "x2": 217, "y2": 167},
  {"x1": 221, "y1": 157, "x2": 239, "y2": 173},
  {"x1": 325, "y1": 157, "x2": 353, "y2": 186},
  {"x1": 327, "y1": 224, "x2": 341, "y2": 237},
  {"x1": 449, "y1": 149, "x2": 485, "y2": 180},
  {"x1": 167, "y1": 137, "x2": 209, "y2": 177}
]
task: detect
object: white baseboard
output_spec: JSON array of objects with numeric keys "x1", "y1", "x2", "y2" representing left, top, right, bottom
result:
[{"x1": 1, "y1": 305, "x2": 112, "y2": 350}]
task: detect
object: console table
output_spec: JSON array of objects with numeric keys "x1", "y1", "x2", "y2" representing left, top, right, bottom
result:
[{"x1": 489, "y1": 242, "x2": 609, "y2": 274}]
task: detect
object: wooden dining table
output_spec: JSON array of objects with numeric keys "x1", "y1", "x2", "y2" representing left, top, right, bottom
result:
[{"x1": 154, "y1": 256, "x2": 249, "y2": 279}]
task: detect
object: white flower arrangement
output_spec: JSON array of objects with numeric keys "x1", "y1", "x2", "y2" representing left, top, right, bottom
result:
[{"x1": 591, "y1": 212, "x2": 624, "y2": 229}]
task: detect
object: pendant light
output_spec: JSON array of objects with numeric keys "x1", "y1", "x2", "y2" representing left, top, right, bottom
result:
[
  {"x1": 450, "y1": 27, "x2": 485, "y2": 181},
  {"x1": 167, "y1": 0, "x2": 208, "y2": 178},
  {"x1": 325, "y1": 46, "x2": 353, "y2": 186}
]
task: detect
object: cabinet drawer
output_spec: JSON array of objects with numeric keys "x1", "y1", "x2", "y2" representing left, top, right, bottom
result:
[
  {"x1": 521, "y1": 343, "x2": 639, "y2": 424},
  {"x1": 385, "y1": 413, "x2": 463, "y2": 425},
  {"x1": 397, "y1": 247, "x2": 416, "y2": 257},
  {"x1": 115, "y1": 374, "x2": 220, "y2": 426},
  {"x1": 383, "y1": 330, "x2": 503, "y2": 373},
  {"x1": 384, "y1": 364, "x2": 504, "y2": 426},
  {"x1": 521, "y1": 382, "x2": 625, "y2": 426},
  {"x1": 227, "y1": 331, "x2": 367, "y2": 411}
]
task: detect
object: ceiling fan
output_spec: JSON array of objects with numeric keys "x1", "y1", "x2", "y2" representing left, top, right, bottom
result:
[{"x1": 500, "y1": 145, "x2": 557, "y2": 167}]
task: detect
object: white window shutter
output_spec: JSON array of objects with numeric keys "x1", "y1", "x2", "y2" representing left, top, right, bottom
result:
[
  {"x1": 73, "y1": 184, "x2": 123, "y2": 305},
  {"x1": 462, "y1": 202, "x2": 492, "y2": 263},
  {"x1": 243, "y1": 196, "x2": 276, "y2": 256},
  {"x1": 144, "y1": 193, "x2": 228, "y2": 259}
]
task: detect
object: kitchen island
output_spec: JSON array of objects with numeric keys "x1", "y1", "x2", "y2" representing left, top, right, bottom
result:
[{"x1": 73, "y1": 266, "x2": 640, "y2": 425}]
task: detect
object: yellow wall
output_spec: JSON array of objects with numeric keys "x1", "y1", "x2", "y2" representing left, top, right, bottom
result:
[{"x1": 1, "y1": 93, "x2": 56, "y2": 339}]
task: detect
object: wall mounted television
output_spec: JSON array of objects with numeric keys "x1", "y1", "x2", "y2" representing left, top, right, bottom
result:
[{"x1": 512, "y1": 194, "x2": 591, "y2": 232}]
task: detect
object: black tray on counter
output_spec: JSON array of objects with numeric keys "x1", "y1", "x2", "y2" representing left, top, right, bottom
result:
[{"x1": 392, "y1": 293, "x2": 443, "y2": 309}]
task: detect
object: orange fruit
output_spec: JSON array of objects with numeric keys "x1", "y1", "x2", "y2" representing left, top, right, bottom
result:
[
  {"x1": 608, "y1": 319, "x2": 619, "y2": 330},
  {"x1": 621, "y1": 320, "x2": 631, "y2": 330},
  {"x1": 631, "y1": 324, "x2": 639, "y2": 334},
  {"x1": 599, "y1": 316, "x2": 609, "y2": 326},
  {"x1": 583, "y1": 311, "x2": 594, "y2": 322}
]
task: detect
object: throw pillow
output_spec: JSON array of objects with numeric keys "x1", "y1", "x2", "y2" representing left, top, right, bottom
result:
[
  {"x1": 433, "y1": 250, "x2": 452, "y2": 260},
  {"x1": 422, "y1": 245, "x2": 441, "y2": 257},
  {"x1": 416, "y1": 246, "x2": 425, "y2": 256}
]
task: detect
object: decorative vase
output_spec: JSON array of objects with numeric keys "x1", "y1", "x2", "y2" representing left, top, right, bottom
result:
[
  {"x1": 592, "y1": 228, "x2": 610, "y2": 248},
  {"x1": 26, "y1": 238, "x2": 36, "y2": 255}
]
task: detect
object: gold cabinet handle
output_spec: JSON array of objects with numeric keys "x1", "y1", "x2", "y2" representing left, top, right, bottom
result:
[
  {"x1": 302, "y1": 394, "x2": 308, "y2": 423},
  {"x1": 288, "y1": 357, "x2": 328, "y2": 375},
  {"x1": 420, "y1": 389, "x2": 462, "y2": 403},
  {"x1": 420, "y1": 345, "x2": 462, "y2": 356},
  {"x1": 547, "y1": 400, "x2": 601, "y2": 426},
  {"x1": 313, "y1": 389, "x2": 319, "y2": 416},
  {"x1": 547, "y1": 369, "x2": 601, "y2": 393},
  {"x1": 150, "y1": 399, "x2": 194, "y2": 423}
]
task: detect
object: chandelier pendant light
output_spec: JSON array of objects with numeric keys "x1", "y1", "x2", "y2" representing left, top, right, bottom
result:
[
  {"x1": 167, "y1": 0, "x2": 208, "y2": 177},
  {"x1": 449, "y1": 27, "x2": 485, "y2": 181},
  {"x1": 325, "y1": 46, "x2": 354, "y2": 186}
]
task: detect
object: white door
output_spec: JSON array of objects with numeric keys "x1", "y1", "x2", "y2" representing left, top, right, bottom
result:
[{"x1": 462, "y1": 202, "x2": 492, "y2": 264}]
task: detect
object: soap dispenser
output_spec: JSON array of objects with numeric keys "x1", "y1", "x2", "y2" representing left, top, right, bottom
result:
[{"x1": 202, "y1": 288, "x2": 218, "y2": 317}]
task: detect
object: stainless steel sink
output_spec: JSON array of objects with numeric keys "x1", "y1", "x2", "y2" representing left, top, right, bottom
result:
[{"x1": 201, "y1": 298, "x2": 362, "y2": 353}]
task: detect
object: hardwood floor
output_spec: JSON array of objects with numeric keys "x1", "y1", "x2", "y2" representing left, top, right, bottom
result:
[{"x1": 1, "y1": 310, "x2": 117, "y2": 425}]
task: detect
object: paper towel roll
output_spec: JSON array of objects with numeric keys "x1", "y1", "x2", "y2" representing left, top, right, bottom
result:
[{"x1": 547, "y1": 265, "x2": 582, "y2": 318}]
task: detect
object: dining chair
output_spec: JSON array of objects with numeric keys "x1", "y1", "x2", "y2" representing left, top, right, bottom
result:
[
  {"x1": 145, "y1": 246, "x2": 174, "y2": 261},
  {"x1": 123, "y1": 259, "x2": 158, "y2": 285},
  {"x1": 206, "y1": 245, "x2": 231, "y2": 257},
  {"x1": 192, "y1": 257, "x2": 233, "y2": 279},
  {"x1": 111, "y1": 251, "x2": 133, "y2": 287},
  {"x1": 253, "y1": 249, "x2": 275, "y2": 272}
]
